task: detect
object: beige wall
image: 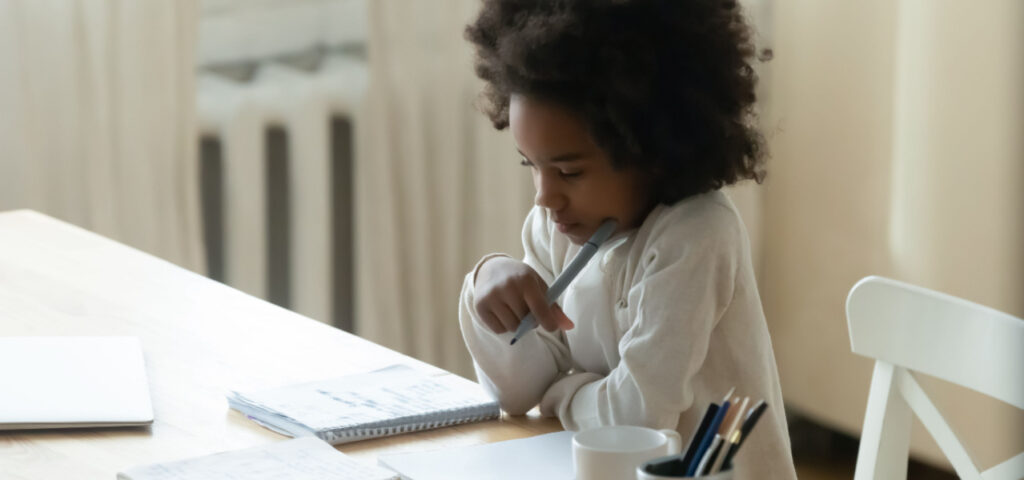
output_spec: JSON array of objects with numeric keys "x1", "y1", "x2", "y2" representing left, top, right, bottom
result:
[{"x1": 761, "y1": 0, "x2": 1023, "y2": 470}]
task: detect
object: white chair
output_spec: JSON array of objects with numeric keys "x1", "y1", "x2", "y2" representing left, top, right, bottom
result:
[{"x1": 846, "y1": 276, "x2": 1024, "y2": 479}]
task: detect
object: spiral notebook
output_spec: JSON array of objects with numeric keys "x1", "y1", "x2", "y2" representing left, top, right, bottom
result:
[{"x1": 228, "y1": 365, "x2": 500, "y2": 444}]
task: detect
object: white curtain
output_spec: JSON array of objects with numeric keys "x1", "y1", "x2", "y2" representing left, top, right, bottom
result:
[
  {"x1": 0, "y1": 0, "x2": 204, "y2": 272},
  {"x1": 356, "y1": 0, "x2": 533, "y2": 378}
]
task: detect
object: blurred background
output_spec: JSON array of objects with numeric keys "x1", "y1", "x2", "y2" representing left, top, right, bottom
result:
[{"x1": 1, "y1": 0, "x2": 1021, "y2": 477}]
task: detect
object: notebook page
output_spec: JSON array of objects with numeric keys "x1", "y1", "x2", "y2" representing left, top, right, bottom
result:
[
  {"x1": 118, "y1": 437, "x2": 398, "y2": 480},
  {"x1": 231, "y1": 365, "x2": 497, "y2": 432}
]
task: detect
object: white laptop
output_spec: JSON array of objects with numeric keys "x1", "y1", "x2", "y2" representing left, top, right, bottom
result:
[{"x1": 0, "y1": 336, "x2": 154, "y2": 429}]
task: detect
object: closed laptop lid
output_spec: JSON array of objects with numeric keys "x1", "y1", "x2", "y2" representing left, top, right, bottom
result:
[{"x1": 0, "y1": 336, "x2": 153, "y2": 429}]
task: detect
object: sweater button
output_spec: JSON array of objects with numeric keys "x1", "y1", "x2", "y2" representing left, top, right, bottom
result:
[{"x1": 617, "y1": 299, "x2": 627, "y2": 309}]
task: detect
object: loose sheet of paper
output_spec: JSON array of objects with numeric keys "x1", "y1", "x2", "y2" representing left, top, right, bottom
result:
[
  {"x1": 118, "y1": 437, "x2": 397, "y2": 480},
  {"x1": 378, "y1": 430, "x2": 576, "y2": 480}
]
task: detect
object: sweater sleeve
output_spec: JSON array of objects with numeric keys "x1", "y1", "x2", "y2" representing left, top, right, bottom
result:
[
  {"x1": 458, "y1": 206, "x2": 574, "y2": 415},
  {"x1": 539, "y1": 208, "x2": 740, "y2": 430}
]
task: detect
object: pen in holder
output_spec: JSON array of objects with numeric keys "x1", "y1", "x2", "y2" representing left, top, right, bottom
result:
[
  {"x1": 636, "y1": 455, "x2": 734, "y2": 479},
  {"x1": 638, "y1": 387, "x2": 767, "y2": 479}
]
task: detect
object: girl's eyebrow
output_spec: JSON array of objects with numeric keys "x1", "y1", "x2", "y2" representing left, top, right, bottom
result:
[{"x1": 516, "y1": 149, "x2": 586, "y2": 164}]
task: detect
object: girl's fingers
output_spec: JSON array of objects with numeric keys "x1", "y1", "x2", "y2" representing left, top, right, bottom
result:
[
  {"x1": 552, "y1": 304, "x2": 575, "y2": 330},
  {"x1": 522, "y1": 277, "x2": 558, "y2": 331},
  {"x1": 473, "y1": 266, "x2": 565, "y2": 335},
  {"x1": 477, "y1": 308, "x2": 507, "y2": 334},
  {"x1": 493, "y1": 302, "x2": 522, "y2": 334}
]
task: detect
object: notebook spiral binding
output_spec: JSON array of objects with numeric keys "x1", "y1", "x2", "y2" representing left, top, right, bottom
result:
[{"x1": 321, "y1": 409, "x2": 500, "y2": 444}]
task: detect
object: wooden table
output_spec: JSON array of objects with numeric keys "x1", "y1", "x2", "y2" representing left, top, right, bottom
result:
[{"x1": 0, "y1": 210, "x2": 561, "y2": 478}]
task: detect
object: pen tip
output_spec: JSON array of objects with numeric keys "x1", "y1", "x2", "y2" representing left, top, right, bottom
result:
[{"x1": 509, "y1": 338, "x2": 518, "y2": 345}]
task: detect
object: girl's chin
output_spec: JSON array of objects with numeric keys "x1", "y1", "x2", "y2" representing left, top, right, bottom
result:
[
  {"x1": 560, "y1": 220, "x2": 620, "y2": 244},
  {"x1": 555, "y1": 222, "x2": 578, "y2": 234},
  {"x1": 561, "y1": 228, "x2": 589, "y2": 245}
]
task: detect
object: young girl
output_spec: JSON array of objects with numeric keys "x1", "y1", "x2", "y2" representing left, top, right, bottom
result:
[{"x1": 458, "y1": 1, "x2": 796, "y2": 478}]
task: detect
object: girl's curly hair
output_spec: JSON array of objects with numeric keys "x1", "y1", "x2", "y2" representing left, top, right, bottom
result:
[{"x1": 466, "y1": 0, "x2": 767, "y2": 204}]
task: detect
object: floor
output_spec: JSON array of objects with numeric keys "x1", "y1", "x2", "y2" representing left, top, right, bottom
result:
[{"x1": 788, "y1": 415, "x2": 957, "y2": 480}]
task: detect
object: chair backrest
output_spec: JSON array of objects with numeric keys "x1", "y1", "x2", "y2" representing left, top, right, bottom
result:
[{"x1": 846, "y1": 276, "x2": 1024, "y2": 480}]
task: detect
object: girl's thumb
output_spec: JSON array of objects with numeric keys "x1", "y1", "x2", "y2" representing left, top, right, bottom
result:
[{"x1": 552, "y1": 304, "x2": 575, "y2": 330}]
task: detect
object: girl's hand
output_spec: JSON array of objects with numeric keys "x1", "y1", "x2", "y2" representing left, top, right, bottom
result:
[{"x1": 474, "y1": 257, "x2": 575, "y2": 335}]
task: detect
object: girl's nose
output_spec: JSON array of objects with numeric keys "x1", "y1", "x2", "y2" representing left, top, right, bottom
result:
[{"x1": 534, "y1": 171, "x2": 567, "y2": 211}]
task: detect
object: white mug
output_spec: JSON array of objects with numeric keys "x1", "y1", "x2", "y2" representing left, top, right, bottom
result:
[{"x1": 573, "y1": 425, "x2": 682, "y2": 480}]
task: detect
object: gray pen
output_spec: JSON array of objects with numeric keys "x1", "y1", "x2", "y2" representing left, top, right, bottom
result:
[{"x1": 510, "y1": 218, "x2": 619, "y2": 345}]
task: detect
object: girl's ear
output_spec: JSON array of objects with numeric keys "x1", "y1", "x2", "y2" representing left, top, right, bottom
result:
[{"x1": 636, "y1": 165, "x2": 662, "y2": 192}]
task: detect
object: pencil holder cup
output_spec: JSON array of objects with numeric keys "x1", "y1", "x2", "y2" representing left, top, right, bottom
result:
[{"x1": 635, "y1": 455, "x2": 734, "y2": 479}]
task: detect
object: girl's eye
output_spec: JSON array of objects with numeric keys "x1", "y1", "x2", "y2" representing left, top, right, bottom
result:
[{"x1": 519, "y1": 157, "x2": 579, "y2": 178}]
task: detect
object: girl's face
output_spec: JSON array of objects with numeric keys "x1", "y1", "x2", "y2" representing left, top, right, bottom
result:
[{"x1": 510, "y1": 94, "x2": 654, "y2": 245}]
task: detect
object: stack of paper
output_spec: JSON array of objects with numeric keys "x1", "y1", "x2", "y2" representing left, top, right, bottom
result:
[{"x1": 0, "y1": 336, "x2": 153, "y2": 430}]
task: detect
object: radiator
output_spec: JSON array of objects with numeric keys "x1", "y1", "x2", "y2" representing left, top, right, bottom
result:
[{"x1": 196, "y1": 54, "x2": 367, "y2": 330}]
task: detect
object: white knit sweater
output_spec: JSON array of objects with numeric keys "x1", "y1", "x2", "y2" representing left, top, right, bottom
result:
[{"x1": 458, "y1": 190, "x2": 797, "y2": 479}]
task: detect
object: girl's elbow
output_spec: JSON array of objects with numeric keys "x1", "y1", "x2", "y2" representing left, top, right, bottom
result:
[{"x1": 476, "y1": 371, "x2": 540, "y2": 415}]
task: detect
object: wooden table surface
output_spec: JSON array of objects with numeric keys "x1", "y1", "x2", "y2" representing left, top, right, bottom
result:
[{"x1": 0, "y1": 210, "x2": 561, "y2": 479}]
